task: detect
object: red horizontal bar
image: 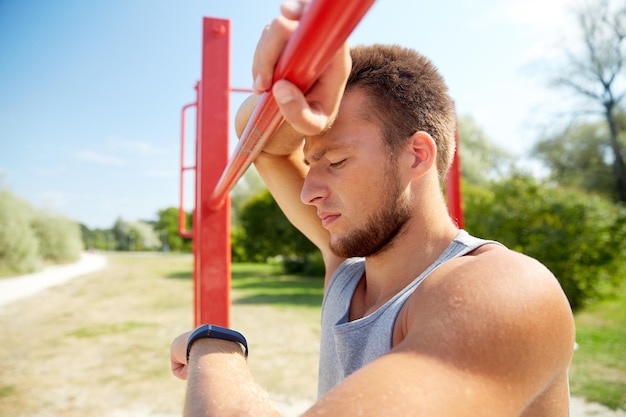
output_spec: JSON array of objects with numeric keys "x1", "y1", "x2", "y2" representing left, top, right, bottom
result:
[{"x1": 208, "y1": 0, "x2": 376, "y2": 210}]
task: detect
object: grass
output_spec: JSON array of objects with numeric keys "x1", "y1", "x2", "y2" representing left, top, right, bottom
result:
[
  {"x1": 232, "y1": 263, "x2": 324, "y2": 308},
  {"x1": 0, "y1": 253, "x2": 321, "y2": 417},
  {"x1": 0, "y1": 252, "x2": 624, "y2": 415},
  {"x1": 569, "y1": 281, "x2": 626, "y2": 410}
]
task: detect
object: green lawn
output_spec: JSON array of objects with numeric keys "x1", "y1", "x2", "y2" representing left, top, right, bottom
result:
[
  {"x1": 569, "y1": 282, "x2": 626, "y2": 410},
  {"x1": 232, "y1": 262, "x2": 324, "y2": 308}
]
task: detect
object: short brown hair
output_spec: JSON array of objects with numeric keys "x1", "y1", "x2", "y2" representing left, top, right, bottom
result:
[{"x1": 346, "y1": 44, "x2": 456, "y2": 184}]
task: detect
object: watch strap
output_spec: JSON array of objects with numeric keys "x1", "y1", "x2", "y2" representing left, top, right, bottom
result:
[{"x1": 186, "y1": 324, "x2": 249, "y2": 362}]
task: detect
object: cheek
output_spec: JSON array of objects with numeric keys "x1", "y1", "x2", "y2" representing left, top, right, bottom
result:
[
  {"x1": 334, "y1": 159, "x2": 391, "y2": 210},
  {"x1": 342, "y1": 179, "x2": 386, "y2": 217}
]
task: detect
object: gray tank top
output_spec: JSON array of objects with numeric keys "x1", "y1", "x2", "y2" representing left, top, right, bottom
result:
[{"x1": 317, "y1": 230, "x2": 500, "y2": 397}]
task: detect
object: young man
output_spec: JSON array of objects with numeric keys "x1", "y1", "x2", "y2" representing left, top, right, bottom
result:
[{"x1": 170, "y1": 2, "x2": 575, "y2": 416}]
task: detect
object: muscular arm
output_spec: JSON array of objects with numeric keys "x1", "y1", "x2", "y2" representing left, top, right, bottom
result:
[
  {"x1": 181, "y1": 339, "x2": 281, "y2": 417},
  {"x1": 173, "y1": 248, "x2": 575, "y2": 417}
]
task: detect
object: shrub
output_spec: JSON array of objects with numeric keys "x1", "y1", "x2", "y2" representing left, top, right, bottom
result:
[
  {"x1": 236, "y1": 190, "x2": 319, "y2": 272},
  {"x1": 464, "y1": 176, "x2": 626, "y2": 310},
  {"x1": 31, "y1": 212, "x2": 83, "y2": 263},
  {"x1": 0, "y1": 190, "x2": 85, "y2": 274},
  {"x1": 0, "y1": 191, "x2": 40, "y2": 274}
]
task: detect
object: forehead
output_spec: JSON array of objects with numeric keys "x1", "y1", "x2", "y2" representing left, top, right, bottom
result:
[{"x1": 303, "y1": 90, "x2": 384, "y2": 160}]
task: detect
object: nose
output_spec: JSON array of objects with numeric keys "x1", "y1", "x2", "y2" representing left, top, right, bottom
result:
[{"x1": 300, "y1": 169, "x2": 327, "y2": 206}]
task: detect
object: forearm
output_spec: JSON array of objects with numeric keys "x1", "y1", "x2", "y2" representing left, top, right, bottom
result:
[{"x1": 184, "y1": 339, "x2": 281, "y2": 417}]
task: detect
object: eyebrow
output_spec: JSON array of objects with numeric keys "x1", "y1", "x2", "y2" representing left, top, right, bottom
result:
[
  {"x1": 303, "y1": 149, "x2": 326, "y2": 166},
  {"x1": 303, "y1": 145, "x2": 345, "y2": 166}
]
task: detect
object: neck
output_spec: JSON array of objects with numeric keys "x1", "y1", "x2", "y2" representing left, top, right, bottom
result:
[{"x1": 361, "y1": 192, "x2": 459, "y2": 308}]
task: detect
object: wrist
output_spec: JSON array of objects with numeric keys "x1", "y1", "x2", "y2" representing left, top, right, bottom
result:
[
  {"x1": 186, "y1": 324, "x2": 248, "y2": 363},
  {"x1": 187, "y1": 338, "x2": 247, "y2": 364}
]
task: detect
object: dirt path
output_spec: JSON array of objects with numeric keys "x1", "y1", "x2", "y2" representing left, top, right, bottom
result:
[
  {"x1": 0, "y1": 253, "x2": 623, "y2": 417},
  {"x1": 0, "y1": 252, "x2": 107, "y2": 306}
]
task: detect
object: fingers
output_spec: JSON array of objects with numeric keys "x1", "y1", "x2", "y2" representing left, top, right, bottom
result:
[
  {"x1": 271, "y1": 40, "x2": 351, "y2": 136},
  {"x1": 250, "y1": 0, "x2": 350, "y2": 136},
  {"x1": 171, "y1": 359, "x2": 188, "y2": 380},
  {"x1": 280, "y1": 0, "x2": 309, "y2": 20},
  {"x1": 252, "y1": 0, "x2": 309, "y2": 94},
  {"x1": 170, "y1": 331, "x2": 192, "y2": 380},
  {"x1": 252, "y1": 17, "x2": 298, "y2": 95}
]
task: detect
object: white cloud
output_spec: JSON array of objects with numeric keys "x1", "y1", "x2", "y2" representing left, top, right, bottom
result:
[
  {"x1": 33, "y1": 164, "x2": 67, "y2": 176},
  {"x1": 107, "y1": 136, "x2": 168, "y2": 156},
  {"x1": 482, "y1": 0, "x2": 579, "y2": 63},
  {"x1": 142, "y1": 169, "x2": 176, "y2": 178},
  {"x1": 486, "y1": 0, "x2": 573, "y2": 28},
  {"x1": 39, "y1": 190, "x2": 68, "y2": 210},
  {"x1": 73, "y1": 150, "x2": 126, "y2": 166}
]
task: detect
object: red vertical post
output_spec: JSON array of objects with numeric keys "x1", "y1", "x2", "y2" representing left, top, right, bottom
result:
[
  {"x1": 446, "y1": 125, "x2": 464, "y2": 229},
  {"x1": 194, "y1": 18, "x2": 231, "y2": 327}
]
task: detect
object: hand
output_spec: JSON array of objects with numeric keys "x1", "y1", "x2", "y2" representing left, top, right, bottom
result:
[
  {"x1": 170, "y1": 331, "x2": 192, "y2": 380},
  {"x1": 252, "y1": 0, "x2": 351, "y2": 136}
]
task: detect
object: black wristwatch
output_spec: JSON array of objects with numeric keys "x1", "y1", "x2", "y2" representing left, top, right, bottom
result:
[{"x1": 186, "y1": 324, "x2": 249, "y2": 362}]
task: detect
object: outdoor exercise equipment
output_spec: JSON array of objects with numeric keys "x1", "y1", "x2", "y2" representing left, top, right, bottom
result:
[
  {"x1": 179, "y1": 0, "x2": 463, "y2": 327},
  {"x1": 447, "y1": 125, "x2": 464, "y2": 229}
]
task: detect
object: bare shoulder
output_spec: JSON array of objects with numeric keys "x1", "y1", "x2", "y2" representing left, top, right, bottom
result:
[
  {"x1": 305, "y1": 244, "x2": 575, "y2": 416},
  {"x1": 411, "y1": 243, "x2": 574, "y2": 321},
  {"x1": 397, "y1": 243, "x2": 575, "y2": 398}
]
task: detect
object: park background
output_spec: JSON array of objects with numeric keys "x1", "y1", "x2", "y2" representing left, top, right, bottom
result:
[{"x1": 1, "y1": 0, "x2": 625, "y2": 414}]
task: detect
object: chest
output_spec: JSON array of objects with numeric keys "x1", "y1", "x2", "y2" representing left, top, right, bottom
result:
[{"x1": 348, "y1": 274, "x2": 417, "y2": 348}]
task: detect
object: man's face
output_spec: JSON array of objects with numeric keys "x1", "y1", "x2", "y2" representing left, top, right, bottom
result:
[{"x1": 301, "y1": 90, "x2": 411, "y2": 258}]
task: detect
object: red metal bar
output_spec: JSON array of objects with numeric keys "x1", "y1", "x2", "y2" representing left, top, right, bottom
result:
[
  {"x1": 178, "y1": 82, "x2": 199, "y2": 239},
  {"x1": 208, "y1": 0, "x2": 376, "y2": 209},
  {"x1": 194, "y1": 17, "x2": 232, "y2": 327},
  {"x1": 446, "y1": 123, "x2": 464, "y2": 229}
]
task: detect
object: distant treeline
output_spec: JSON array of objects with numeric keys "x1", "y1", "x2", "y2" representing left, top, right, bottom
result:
[
  {"x1": 3, "y1": 169, "x2": 626, "y2": 312},
  {"x1": 80, "y1": 207, "x2": 192, "y2": 254}
]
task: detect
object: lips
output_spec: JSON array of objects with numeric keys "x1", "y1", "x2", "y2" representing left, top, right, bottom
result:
[{"x1": 318, "y1": 211, "x2": 340, "y2": 228}]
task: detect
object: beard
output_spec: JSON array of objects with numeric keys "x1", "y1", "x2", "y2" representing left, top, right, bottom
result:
[{"x1": 329, "y1": 175, "x2": 411, "y2": 258}]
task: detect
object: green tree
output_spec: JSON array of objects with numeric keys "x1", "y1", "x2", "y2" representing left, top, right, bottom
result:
[
  {"x1": 112, "y1": 218, "x2": 161, "y2": 251},
  {"x1": 457, "y1": 115, "x2": 513, "y2": 186},
  {"x1": 235, "y1": 189, "x2": 320, "y2": 272},
  {"x1": 231, "y1": 166, "x2": 266, "y2": 228},
  {"x1": 550, "y1": 0, "x2": 626, "y2": 201},
  {"x1": 31, "y1": 212, "x2": 83, "y2": 263},
  {"x1": 153, "y1": 207, "x2": 192, "y2": 252},
  {"x1": 80, "y1": 225, "x2": 116, "y2": 251},
  {"x1": 533, "y1": 120, "x2": 617, "y2": 197},
  {"x1": 464, "y1": 175, "x2": 626, "y2": 310}
]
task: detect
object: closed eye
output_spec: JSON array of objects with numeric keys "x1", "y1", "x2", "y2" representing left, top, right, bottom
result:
[{"x1": 329, "y1": 159, "x2": 347, "y2": 168}]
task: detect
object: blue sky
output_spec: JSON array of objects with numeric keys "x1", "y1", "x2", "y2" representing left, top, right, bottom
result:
[{"x1": 0, "y1": 0, "x2": 575, "y2": 229}]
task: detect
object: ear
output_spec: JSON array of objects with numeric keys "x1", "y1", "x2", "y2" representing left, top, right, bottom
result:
[{"x1": 404, "y1": 131, "x2": 437, "y2": 178}]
